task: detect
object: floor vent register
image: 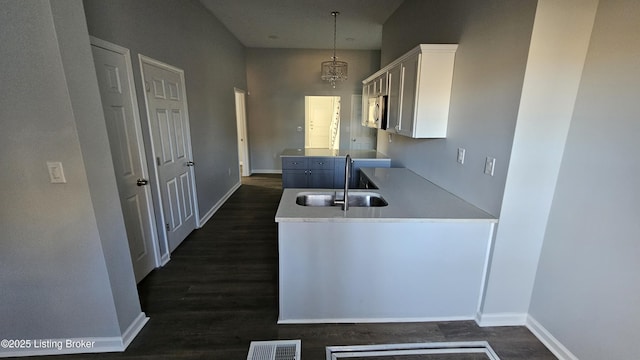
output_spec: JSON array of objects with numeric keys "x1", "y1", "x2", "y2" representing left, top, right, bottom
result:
[{"x1": 247, "y1": 340, "x2": 301, "y2": 360}]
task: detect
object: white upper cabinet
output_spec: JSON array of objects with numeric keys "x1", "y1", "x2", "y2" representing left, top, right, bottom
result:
[{"x1": 363, "y1": 44, "x2": 458, "y2": 138}]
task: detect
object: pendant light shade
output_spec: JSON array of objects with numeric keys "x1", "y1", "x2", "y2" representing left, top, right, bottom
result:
[{"x1": 321, "y1": 11, "x2": 348, "y2": 88}]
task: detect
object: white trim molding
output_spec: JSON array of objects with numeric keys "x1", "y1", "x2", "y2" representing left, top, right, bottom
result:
[
  {"x1": 278, "y1": 315, "x2": 474, "y2": 325},
  {"x1": 0, "y1": 313, "x2": 148, "y2": 358},
  {"x1": 121, "y1": 312, "x2": 149, "y2": 349},
  {"x1": 475, "y1": 312, "x2": 527, "y2": 327},
  {"x1": 198, "y1": 181, "x2": 242, "y2": 226},
  {"x1": 251, "y1": 169, "x2": 282, "y2": 174},
  {"x1": 526, "y1": 315, "x2": 579, "y2": 360}
]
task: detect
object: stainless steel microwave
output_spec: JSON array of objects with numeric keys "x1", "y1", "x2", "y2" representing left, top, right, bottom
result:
[{"x1": 364, "y1": 95, "x2": 388, "y2": 129}]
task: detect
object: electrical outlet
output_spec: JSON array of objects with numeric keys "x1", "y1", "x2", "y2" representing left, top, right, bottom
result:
[
  {"x1": 457, "y1": 148, "x2": 466, "y2": 164},
  {"x1": 484, "y1": 157, "x2": 496, "y2": 176}
]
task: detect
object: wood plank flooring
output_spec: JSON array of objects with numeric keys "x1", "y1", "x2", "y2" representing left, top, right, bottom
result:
[{"x1": 34, "y1": 175, "x2": 556, "y2": 360}]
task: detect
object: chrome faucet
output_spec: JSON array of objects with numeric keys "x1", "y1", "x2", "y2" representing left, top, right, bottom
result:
[{"x1": 335, "y1": 154, "x2": 352, "y2": 210}]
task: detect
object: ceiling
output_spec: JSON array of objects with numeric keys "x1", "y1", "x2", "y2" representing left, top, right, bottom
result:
[{"x1": 199, "y1": 0, "x2": 405, "y2": 50}]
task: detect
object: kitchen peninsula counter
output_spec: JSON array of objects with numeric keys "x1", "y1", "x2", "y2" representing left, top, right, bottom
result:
[
  {"x1": 275, "y1": 167, "x2": 497, "y2": 223},
  {"x1": 275, "y1": 167, "x2": 499, "y2": 324}
]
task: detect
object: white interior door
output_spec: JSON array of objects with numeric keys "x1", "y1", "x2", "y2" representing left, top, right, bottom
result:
[
  {"x1": 90, "y1": 38, "x2": 159, "y2": 283},
  {"x1": 234, "y1": 89, "x2": 250, "y2": 177},
  {"x1": 140, "y1": 57, "x2": 198, "y2": 253}
]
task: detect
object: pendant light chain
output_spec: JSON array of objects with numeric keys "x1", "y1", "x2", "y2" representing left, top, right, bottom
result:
[{"x1": 332, "y1": 11, "x2": 338, "y2": 61}]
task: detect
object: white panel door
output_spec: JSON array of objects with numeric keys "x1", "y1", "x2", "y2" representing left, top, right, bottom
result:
[
  {"x1": 140, "y1": 59, "x2": 197, "y2": 253},
  {"x1": 234, "y1": 89, "x2": 250, "y2": 177},
  {"x1": 91, "y1": 39, "x2": 158, "y2": 283}
]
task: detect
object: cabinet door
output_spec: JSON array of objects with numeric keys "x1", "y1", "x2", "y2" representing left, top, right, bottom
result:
[
  {"x1": 397, "y1": 53, "x2": 419, "y2": 137},
  {"x1": 361, "y1": 83, "x2": 370, "y2": 127},
  {"x1": 282, "y1": 170, "x2": 309, "y2": 188},
  {"x1": 387, "y1": 64, "x2": 402, "y2": 132},
  {"x1": 334, "y1": 158, "x2": 346, "y2": 189},
  {"x1": 308, "y1": 170, "x2": 334, "y2": 188},
  {"x1": 376, "y1": 73, "x2": 388, "y2": 95},
  {"x1": 308, "y1": 157, "x2": 334, "y2": 170},
  {"x1": 282, "y1": 157, "x2": 308, "y2": 170}
]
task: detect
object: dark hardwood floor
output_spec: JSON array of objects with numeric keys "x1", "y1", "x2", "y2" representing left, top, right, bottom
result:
[{"x1": 35, "y1": 174, "x2": 556, "y2": 360}]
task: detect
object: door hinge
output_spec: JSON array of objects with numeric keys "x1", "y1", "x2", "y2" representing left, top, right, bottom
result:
[
  {"x1": 145, "y1": 81, "x2": 151, "y2": 92},
  {"x1": 166, "y1": 223, "x2": 170, "y2": 232},
  {"x1": 156, "y1": 157, "x2": 161, "y2": 166}
]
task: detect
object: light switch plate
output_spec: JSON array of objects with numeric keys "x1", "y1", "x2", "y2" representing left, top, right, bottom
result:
[
  {"x1": 457, "y1": 148, "x2": 465, "y2": 164},
  {"x1": 484, "y1": 157, "x2": 496, "y2": 176},
  {"x1": 47, "y1": 161, "x2": 67, "y2": 183}
]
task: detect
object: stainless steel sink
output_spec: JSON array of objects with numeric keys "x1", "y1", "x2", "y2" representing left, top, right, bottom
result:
[{"x1": 295, "y1": 191, "x2": 388, "y2": 207}]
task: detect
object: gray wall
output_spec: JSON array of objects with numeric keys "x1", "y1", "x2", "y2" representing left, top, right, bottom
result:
[
  {"x1": 246, "y1": 48, "x2": 380, "y2": 172},
  {"x1": 478, "y1": 0, "x2": 599, "y2": 321},
  {"x1": 83, "y1": 0, "x2": 248, "y2": 218},
  {"x1": 50, "y1": 0, "x2": 143, "y2": 334},
  {"x1": 0, "y1": 0, "x2": 139, "y2": 341},
  {"x1": 529, "y1": 0, "x2": 640, "y2": 358},
  {"x1": 377, "y1": 0, "x2": 538, "y2": 216}
]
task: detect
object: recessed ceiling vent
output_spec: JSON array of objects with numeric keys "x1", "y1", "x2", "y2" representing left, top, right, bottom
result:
[{"x1": 247, "y1": 340, "x2": 301, "y2": 360}]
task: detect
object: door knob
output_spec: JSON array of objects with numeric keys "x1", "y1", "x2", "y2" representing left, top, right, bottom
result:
[
  {"x1": 136, "y1": 178, "x2": 149, "y2": 186},
  {"x1": 186, "y1": 161, "x2": 195, "y2": 167}
]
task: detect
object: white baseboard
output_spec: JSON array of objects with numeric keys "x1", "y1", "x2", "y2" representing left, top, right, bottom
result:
[
  {"x1": 278, "y1": 315, "x2": 474, "y2": 325},
  {"x1": 0, "y1": 312, "x2": 149, "y2": 358},
  {"x1": 526, "y1": 315, "x2": 578, "y2": 360},
  {"x1": 251, "y1": 169, "x2": 282, "y2": 174},
  {"x1": 198, "y1": 181, "x2": 241, "y2": 226},
  {"x1": 122, "y1": 312, "x2": 149, "y2": 349},
  {"x1": 475, "y1": 312, "x2": 527, "y2": 327},
  {"x1": 160, "y1": 252, "x2": 170, "y2": 266}
]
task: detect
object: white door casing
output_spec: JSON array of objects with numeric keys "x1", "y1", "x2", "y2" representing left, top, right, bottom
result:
[
  {"x1": 90, "y1": 37, "x2": 159, "y2": 283},
  {"x1": 234, "y1": 88, "x2": 250, "y2": 177},
  {"x1": 139, "y1": 55, "x2": 199, "y2": 253}
]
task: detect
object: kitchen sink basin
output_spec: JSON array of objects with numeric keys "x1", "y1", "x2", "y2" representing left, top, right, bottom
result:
[{"x1": 295, "y1": 191, "x2": 388, "y2": 207}]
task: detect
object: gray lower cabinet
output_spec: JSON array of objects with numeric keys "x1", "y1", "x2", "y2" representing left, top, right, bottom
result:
[
  {"x1": 282, "y1": 157, "x2": 335, "y2": 188},
  {"x1": 283, "y1": 156, "x2": 390, "y2": 188}
]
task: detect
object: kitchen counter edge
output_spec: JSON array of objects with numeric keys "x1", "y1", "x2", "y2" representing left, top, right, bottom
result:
[{"x1": 275, "y1": 168, "x2": 498, "y2": 223}]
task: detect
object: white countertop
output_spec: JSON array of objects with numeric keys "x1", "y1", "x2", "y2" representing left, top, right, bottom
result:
[
  {"x1": 275, "y1": 168, "x2": 497, "y2": 223},
  {"x1": 281, "y1": 148, "x2": 389, "y2": 160}
]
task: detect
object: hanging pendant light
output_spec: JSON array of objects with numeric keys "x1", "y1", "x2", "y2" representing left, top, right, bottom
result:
[{"x1": 321, "y1": 11, "x2": 348, "y2": 88}]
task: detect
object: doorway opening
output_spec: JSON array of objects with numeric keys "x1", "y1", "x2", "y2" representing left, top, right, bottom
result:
[
  {"x1": 235, "y1": 88, "x2": 250, "y2": 177},
  {"x1": 305, "y1": 96, "x2": 340, "y2": 150}
]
